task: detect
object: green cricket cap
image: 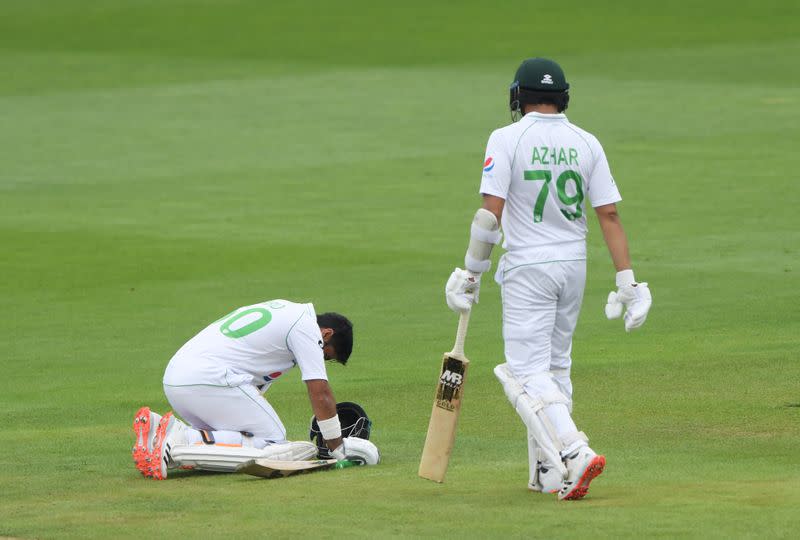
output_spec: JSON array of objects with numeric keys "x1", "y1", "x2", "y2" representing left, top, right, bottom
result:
[{"x1": 513, "y1": 58, "x2": 569, "y2": 92}]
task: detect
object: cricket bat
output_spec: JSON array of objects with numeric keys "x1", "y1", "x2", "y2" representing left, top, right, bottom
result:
[
  {"x1": 418, "y1": 310, "x2": 471, "y2": 482},
  {"x1": 238, "y1": 458, "x2": 350, "y2": 479}
]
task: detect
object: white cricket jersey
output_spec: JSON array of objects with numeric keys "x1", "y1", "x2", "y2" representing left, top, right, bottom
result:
[
  {"x1": 479, "y1": 112, "x2": 621, "y2": 268},
  {"x1": 163, "y1": 300, "x2": 328, "y2": 390}
]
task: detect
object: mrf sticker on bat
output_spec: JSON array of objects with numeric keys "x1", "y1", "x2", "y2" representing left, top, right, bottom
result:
[{"x1": 435, "y1": 357, "x2": 466, "y2": 411}]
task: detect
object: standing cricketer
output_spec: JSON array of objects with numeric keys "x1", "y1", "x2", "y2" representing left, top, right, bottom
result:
[
  {"x1": 445, "y1": 58, "x2": 652, "y2": 500},
  {"x1": 132, "y1": 299, "x2": 379, "y2": 480}
]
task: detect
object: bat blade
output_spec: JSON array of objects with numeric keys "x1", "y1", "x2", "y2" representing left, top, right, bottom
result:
[
  {"x1": 238, "y1": 458, "x2": 339, "y2": 479},
  {"x1": 418, "y1": 351, "x2": 470, "y2": 483}
]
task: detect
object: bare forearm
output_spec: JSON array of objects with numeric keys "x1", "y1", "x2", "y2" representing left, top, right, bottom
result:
[
  {"x1": 306, "y1": 379, "x2": 342, "y2": 449},
  {"x1": 596, "y1": 205, "x2": 631, "y2": 271}
]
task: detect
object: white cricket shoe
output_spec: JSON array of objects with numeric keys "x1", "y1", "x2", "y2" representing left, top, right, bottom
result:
[
  {"x1": 131, "y1": 406, "x2": 162, "y2": 478},
  {"x1": 558, "y1": 446, "x2": 605, "y2": 501},
  {"x1": 150, "y1": 412, "x2": 188, "y2": 480}
]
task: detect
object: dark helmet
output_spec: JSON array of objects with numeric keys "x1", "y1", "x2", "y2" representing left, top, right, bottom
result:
[
  {"x1": 309, "y1": 401, "x2": 372, "y2": 458},
  {"x1": 509, "y1": 57, "x2": 570, "y2": 119}
]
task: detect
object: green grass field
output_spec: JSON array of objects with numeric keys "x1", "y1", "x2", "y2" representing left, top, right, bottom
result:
[{"x1": 1, "y1": 1, "x2": 799, "y2": 538}]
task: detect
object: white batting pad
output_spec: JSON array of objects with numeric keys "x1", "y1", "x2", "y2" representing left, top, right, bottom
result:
[
  {"x1": 169, "y1": 445, "x2": 264, "y2": 472},
  {"x1": 260, "y1": 441, "x2": 318, "y2": 461},
  {"x1": 494, "y1": 364, "x2": 567, "y2": 477},
  {"x1": 169, "y1": 441, "x2": 318, "y2": 473}
]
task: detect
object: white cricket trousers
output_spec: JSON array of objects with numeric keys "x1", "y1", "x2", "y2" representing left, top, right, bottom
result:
[
  {"x1": 163, "y1": 383, "x2": 287, "y2": 443},
  {"x1": 500, "y1": 259, "x2": 586, "y2": 399}
]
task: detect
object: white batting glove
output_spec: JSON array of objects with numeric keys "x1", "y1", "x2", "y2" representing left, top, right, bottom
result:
[
  {"x1": 330, "y1": 437, "x2": 380, "y2": 465},
  {"x1": 445, "y1": 267, "x2": 480, "y2": 313},
  {"x1": 605, "y1": 270, "x2": 652, "y2": 332}
]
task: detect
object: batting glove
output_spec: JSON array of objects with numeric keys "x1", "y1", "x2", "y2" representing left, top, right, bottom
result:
[
  {"x1": 445, "y1": 267, "x2": 480, "y2": 313},
  {"x1": 605, "y1": 269, "x2": 652, "y2": 332},
  {"x1": 330, "y1": 437, "x2": 380, "y2": 465}
]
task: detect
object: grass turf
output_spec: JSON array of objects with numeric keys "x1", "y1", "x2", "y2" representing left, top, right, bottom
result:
[{"x1": 1, "y1": 1, "x2": 799, "y2": 538}]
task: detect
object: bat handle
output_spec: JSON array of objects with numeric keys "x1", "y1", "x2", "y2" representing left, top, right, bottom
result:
[{"x1": 451, "y1": 310, "x2": 471, "y2": 356}]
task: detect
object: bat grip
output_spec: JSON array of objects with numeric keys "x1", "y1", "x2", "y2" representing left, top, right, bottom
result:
[{"x1": 451, "y1": 310, "x2": 471, "y2": 356}]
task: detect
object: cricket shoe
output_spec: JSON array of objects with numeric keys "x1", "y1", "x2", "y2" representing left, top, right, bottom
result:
[
  {"x1": 558, "y1": 446, "x2": 605, "y2": 501},
  {"x1": 149, "y1": 412, "x2": 188, "y2": 480},
  {"x1": 131, "y1": 406, "x2": 162, "y2": 478}
]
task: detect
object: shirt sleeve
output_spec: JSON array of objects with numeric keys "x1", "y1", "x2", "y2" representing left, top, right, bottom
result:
[
  {"x1": 478, "y1": 129, "x2": 511, "y2": 199},
  {"x1": 286, "y1": 312, "x2": 329, "y2": 381},
  {"x1": 586, "y1": 138, "x2": 622, "y2": 208}
]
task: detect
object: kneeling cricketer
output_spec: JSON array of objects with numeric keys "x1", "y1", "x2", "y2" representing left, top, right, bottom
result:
[{"x1": 131, "y1": 299, "x2": 379, "y2": 480}]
